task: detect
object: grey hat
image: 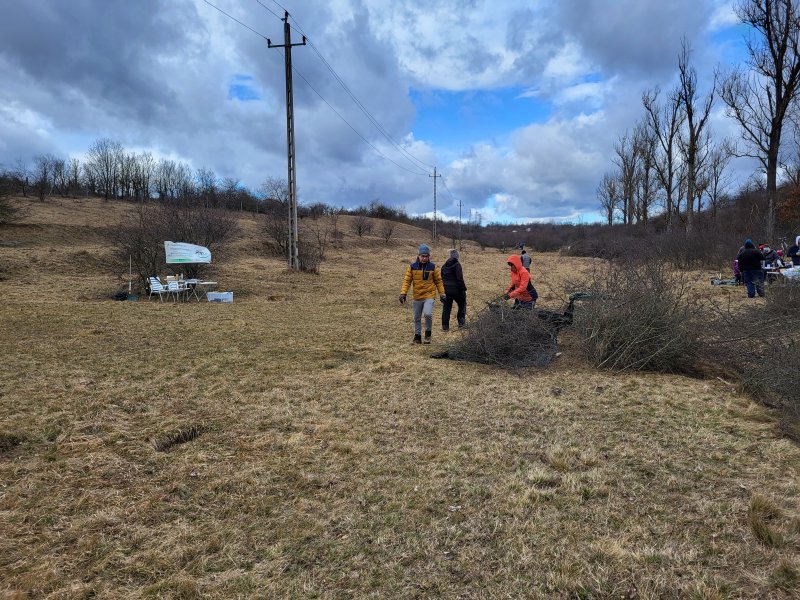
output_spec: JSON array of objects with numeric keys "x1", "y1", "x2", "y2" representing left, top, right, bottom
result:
[
  {"x1": 418, "y1": 243, "x2": 431, "y2": 254},
  {"x1": 449, "y1": 249, "x2": 459, "y2": 260}
]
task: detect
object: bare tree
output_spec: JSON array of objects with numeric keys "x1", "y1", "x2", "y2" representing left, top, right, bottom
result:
[
  {"x1": 643, "y1": 86, "x2": 685, "y2": 230},
  {"x1": 12, "y1": 159, "x2": 29, "y2": 197},
  {"x1": 677, "y1": 39, "x2": 716, "y2": 232},
  {"x1": 220, "y1": 176, "x2": 240, "y2": 210},
  {"x1": 85, "y1": 138, "x2": 123, "y2": 201},
  {"x1": 379, "y1": 220, "x2": 397, "y2": 243},
  {"x1": 32, "y1": 154, "x2": 55, "y2": 201},
  {"x1": 720, "y1": 0, "x2": 800, "y2": 238},
  {"x1": 260, "y1": 176, "x2": 289, "y2": 205},
  {"x1": 633, "y1": 122, "x2": 658, "y2": 226},
  {"x1": 597, "y1": 172, "x2": 620, "y2": 226},
  {"x1": 613, "y1": 131, "x2": 638, "y2": 225},
  {"x1": 154, "y1": 159, "x2": 192, "y2": 200},
  {"x1": 0, "y1": 169, "x2": 25, "y2": 224},
  {"x1": 67, "y1": 157, "x2": 82, "y2": 197},
  {"x1": 351, "y1": 215, "x2": 373, "y2": 237},
  {"x1": 131, "y1": 152, "x2": 155, "y2": 202},
  {"x1": 50, "y1": 157, "x2": 67, "y2": 196},
  {"x1": 699, "y1": 140, "x2": 736, "y2": 218},
  {"x1": 195, "y1": 167, "x2": 217, "y2": 208}
]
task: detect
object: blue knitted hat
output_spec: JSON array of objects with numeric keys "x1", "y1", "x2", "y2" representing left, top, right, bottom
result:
[{"x1": 418, "y1": 244, "x2": 430, "y2": 254}]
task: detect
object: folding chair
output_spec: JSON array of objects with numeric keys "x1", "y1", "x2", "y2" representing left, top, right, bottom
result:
[{"x1": 148, "y1": 277, "x2": 169, "y2": 302}]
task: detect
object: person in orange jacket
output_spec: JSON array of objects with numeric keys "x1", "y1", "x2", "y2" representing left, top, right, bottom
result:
[{"x1": 504, "y1": 254, "x2": 537, "y2": 309}]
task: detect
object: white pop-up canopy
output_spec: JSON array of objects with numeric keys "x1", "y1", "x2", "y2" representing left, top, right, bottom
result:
[{"x1": 164, "y1": 241, "x2": 211, "y2": 264}]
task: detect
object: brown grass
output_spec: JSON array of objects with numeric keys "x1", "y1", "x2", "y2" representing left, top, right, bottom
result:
[{"x1": 1, "y1": 197, "x2": 799, "y2": 598}]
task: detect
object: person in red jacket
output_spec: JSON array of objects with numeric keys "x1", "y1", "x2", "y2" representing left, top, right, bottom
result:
[{"x1": 504, "y1": 254, "x2": 538, "y2": 309}]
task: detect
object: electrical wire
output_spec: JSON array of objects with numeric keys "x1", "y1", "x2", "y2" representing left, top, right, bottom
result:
[
  {"x1": 253, "y1": 0, "x2": 283, "y2": 21},
  {"x1": 269, "y1": 0, "x2": 290, "y2": 14},
  {"x1": 285, "y1": 55, "x2": 430, "y2": 176},
  {"x1": 200, "y1": 0, "x2": 270, "y2": 39},
  {"x1": 203, "y1": 0, "x2": 430, "y2": 176},
  {"x1": 255, "y1": 2, "x2": 436, "y2": 173}
]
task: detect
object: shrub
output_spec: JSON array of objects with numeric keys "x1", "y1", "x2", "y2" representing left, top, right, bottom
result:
[
  {"x1": 297, "y1": 240, "x2": 321, "y2": 274},
  {"x1": 573, "y1": 260, "x2": 704, "y2": 373},
  {"x1": 447, "y1": 299, "x2": 558, "y2": 368}
]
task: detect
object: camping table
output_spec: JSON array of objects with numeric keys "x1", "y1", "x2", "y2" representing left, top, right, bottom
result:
[
  {"x1": 196, "y1": 281, "x2": 218, "y2": 300},
  {"x1": 183, "y1": 279, "x2": 200, "y2": 301}
]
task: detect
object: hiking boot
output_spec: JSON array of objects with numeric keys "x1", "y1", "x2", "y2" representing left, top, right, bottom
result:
[
  {"x1": 423, "y1": 331, "x2": 432, "y2": 344},
  {"x1": 413, "y1": 334, "x2": 422, "y2": 344}
]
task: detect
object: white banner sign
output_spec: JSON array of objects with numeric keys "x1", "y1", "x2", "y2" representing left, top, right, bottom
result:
[{"x1": 164, "y1": 241, "x2": 211, "y2": 264}]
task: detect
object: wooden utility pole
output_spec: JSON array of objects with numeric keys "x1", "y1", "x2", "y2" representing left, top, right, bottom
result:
[
  {"x1": 268, "y1": 12, "x2": 306, "y2": 271},
  {"x1": 429, "y1": 167, "x2": 441, "y2": 240},
  {"x1": 458, "y1": 196, "x2": 462, "y2": 251}
]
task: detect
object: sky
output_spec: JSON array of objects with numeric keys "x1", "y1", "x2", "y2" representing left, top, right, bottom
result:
[{"x1": 0, "y1": 0, "x2": 761, "y2": 224}]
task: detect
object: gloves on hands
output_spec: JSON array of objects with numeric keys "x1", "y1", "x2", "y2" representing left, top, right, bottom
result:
[
  {"x1": 502, "y1": 293, "x2": 510, "y2": 301},
  {"x1": 398, "y1": 294, "x2": 407, "y2": 304}
]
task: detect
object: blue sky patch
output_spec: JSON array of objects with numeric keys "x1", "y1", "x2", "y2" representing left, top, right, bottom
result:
[
  {"x1": 409, "y1": 87, "x2": 552, "y2": 148},
  {"x1": 709, "y1": 23, "x2": 750, "y2": 65},
  {"x1": 228, "y1": 74, "x2": 260, "y2": 101}
]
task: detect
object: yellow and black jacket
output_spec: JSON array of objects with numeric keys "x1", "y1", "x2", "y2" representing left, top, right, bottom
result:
[{"x1": 400, "y1": 260, "x2": 445, "y2": 300}]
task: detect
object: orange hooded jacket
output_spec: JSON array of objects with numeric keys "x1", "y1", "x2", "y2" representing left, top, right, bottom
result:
[{"x1": 506, "y1": 254, "x2": 534, "y2": 301}]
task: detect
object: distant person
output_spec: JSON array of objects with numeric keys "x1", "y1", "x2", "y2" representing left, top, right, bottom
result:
[
  {"x1": 399, "y1": 244, "x2": 446, "y2": 344},
  {"x1": 732, "y1": 258, "x2": 742, "y2": 285},
  {"x1": 761, "y1": 244, "x2": 780, "y2": 267},
  {"x1": 504, "y1": 254, "x2": 537, "y2": 309},
  {"x1": 520, "y1": 248, "x2": 532, "y2": 273},
  {"x1": 738, "y1": 239, "x2": 765, "y2": 298},
  {"x1": 441, "y1": 249, "x2": 467, "y2": 331},
  {"x1": 787, "y1": 235, "x2": 800, "y2": 266}
]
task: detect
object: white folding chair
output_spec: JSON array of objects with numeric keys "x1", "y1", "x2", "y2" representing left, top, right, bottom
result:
[
  {"x1": 167, "y1": 280, "x2": 187, "y2": 302},
  {"x1": 148, "y1": 277, "x2": 169, "y2": 302}
]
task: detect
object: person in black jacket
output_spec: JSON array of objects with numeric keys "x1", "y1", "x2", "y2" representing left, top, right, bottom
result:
[
  {"x1": 738, "y1": 239, "x2": 765, "y2": 298},
  {"x1": 440, "y1": 249, "x2": 467, "y2": 330}
]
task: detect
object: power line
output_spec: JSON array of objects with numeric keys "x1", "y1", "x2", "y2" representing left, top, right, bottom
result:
[
  {"x1": 253, "y1": 0, "x2": 283, "y2": 21},
  {"x1": 288, "y1": 62, "x2": 430, "y2": 176},
  {"x1": 200, "y1": 0, "x2": 270, "y2": 39},
  {"x1": 254, "y1": 2, "x2": 435, "y2": 173},
  {"x1": 203, "y1": 1, "x2": 429, "y2": 176},
  {"x1": 269, "y1": 0, "x2": 290, "y2": 15},
  {"x1": 305, "y1": 40, "x2": 435, "y2": 172}
]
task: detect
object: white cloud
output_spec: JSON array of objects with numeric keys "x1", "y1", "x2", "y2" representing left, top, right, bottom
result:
[{"x1": 0, "y1": 0, "x2": 762, "y2": 222}]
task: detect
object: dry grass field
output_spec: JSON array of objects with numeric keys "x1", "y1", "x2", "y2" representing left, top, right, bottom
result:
[{"x1": 1, "y1": 197, "x2": 799, "y2": 599}]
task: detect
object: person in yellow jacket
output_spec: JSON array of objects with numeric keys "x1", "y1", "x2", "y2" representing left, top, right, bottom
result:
[{"x1": 399, "y1": 244, "x2": 446, "y2": 344}]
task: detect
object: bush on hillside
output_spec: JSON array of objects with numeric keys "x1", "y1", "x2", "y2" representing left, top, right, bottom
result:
[
  {"x1": 0, "y1": 172, "x2": 26, "y2": 225},
  {"x1": 297, "y1": 240, "x2": 321, "y2": 274}
]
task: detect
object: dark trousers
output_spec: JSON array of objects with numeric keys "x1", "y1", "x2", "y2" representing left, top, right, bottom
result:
[
  {"x1": 743, "y1": 269, "x2": 765, "y2": 298},
  {"x1": 442, "y1": 290, "x2": 466, "y2": 330},
  {"x1": 513, "y1": 298, "x2": 535, "y2": 310}
]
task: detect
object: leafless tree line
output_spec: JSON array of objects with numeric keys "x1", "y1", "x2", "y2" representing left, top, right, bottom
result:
[
  {"x1": 599, "y1": 41, "x2": 734, "y2": 231},
  {"x1": 1, "y1": 137, "x2": 266, "y2": 212},
  {"x1": 599, "y1": 0, "x2": 800, "y2": 240}
]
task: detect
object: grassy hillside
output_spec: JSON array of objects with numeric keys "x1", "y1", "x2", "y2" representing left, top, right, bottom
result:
[{"x1": 0, "y1": 197, "x2": 798, "y2": 599}]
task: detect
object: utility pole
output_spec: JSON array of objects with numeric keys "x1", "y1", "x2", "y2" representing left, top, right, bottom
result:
[
  {"x1": 429, "y1": 167, "x2": 441, "y2": 241},
  {"x1": 268, "y1": 12, "x2": 306, "y2": 271},
  {"x1": 458, "y1": 196, "x2": 462, "y2": 251}
]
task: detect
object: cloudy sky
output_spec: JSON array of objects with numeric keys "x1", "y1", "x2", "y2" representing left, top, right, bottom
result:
[{"x1": 0, "y1": 0, "x2": 757, "y2": 223}]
